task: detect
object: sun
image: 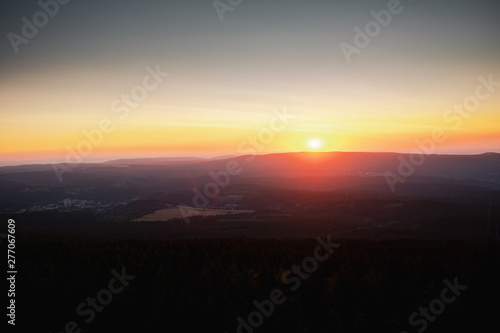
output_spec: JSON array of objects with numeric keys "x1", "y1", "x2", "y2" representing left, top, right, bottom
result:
[{"x1": 308, "y1": 139, "x2": 322, "y2": 150}]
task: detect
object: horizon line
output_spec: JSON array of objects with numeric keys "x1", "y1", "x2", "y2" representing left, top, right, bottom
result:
[{"x1": 1, "y1": 150, "x2": 499, "y2": 168}]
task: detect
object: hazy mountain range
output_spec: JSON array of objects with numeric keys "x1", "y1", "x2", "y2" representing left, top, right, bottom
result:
[{"x1": 0, "y1": 151, "x2": 499, "y2": 208}]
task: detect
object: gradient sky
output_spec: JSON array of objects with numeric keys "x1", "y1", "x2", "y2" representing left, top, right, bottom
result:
[{"x1": 1, "y1": 0, "x2": 499, "y2": 165}]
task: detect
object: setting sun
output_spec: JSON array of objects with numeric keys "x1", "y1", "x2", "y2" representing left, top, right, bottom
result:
[{"x1": 308, "y1": 139, "x2": 322, "y2": 150}]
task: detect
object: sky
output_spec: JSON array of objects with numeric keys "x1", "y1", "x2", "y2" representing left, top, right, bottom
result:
[{"x1": 1, "y1": 0, "x2": 499, "y2": 165}]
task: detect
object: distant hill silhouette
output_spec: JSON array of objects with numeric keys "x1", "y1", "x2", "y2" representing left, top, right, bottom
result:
[{"x1": 1, "y1": 152, "x2": 499, "y2": 208}]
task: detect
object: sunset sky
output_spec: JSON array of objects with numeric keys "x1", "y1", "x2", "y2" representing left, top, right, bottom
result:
[{"x1": 1, "y1": 0, "x2": 499, "y2": 165}]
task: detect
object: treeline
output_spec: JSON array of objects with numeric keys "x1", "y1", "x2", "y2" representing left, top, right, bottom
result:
[{"x1": 16, "y1": 238, "x2": 500, "y2": 332}]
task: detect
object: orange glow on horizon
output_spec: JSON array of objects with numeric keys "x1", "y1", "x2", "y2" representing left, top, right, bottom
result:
[{"x1": 1, "y1": 101, "x2": 499, "y2": 165}]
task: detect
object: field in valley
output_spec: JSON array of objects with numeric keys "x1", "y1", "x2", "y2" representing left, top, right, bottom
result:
[{"x1": 132, "y1": 205, "x2": 254, "y2": 222}]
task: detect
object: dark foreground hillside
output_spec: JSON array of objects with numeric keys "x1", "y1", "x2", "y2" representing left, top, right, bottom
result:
[{"x1": 14, "y1": 237, "x2": 500, "y2": 332}]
